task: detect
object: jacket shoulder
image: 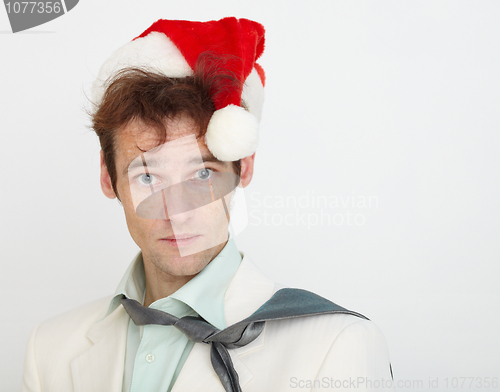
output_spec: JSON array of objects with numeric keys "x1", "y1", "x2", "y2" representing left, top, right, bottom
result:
[
  {"x1": 22, "y1": 296, "x2": 115, "y2": 392},
  {"x1": 245, "y1": 311, "x2": 392, "y2": 390},
  {"x1": 34, "y1": 296, "x2": 112, "y2": 352},
  {"x1": 37, "y1": 296, "x2": 111, "y2": 333}
]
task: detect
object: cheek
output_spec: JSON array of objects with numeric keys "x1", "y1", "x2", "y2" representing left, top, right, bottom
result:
[
  {"x1": 123, "y1": 211, "x2": 162, "y2": 248},
  {"x1": 192, "y1": 200, "x2": 227, "y2": 228},
  {"x1": 208, "y1": 199, "x2": 231, "y2": 229},
  {"x1": 117, "y1": 177, "x2": 141, "y2": 217},
  {"x1": 123, "y1": 206, "x2": 144, "y2": 236},
  {"x1": 121, "y1": 193, "x2": 158, "y2": 237}
]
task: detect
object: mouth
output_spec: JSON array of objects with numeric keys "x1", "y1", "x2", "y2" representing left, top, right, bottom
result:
[{"x1": 159, "y1": 234, "x2": 201, "y2": 247}]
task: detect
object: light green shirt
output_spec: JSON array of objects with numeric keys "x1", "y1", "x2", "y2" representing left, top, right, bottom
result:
[{"x1": 103, "y1": 238, "x2": 242, "y2": 392}]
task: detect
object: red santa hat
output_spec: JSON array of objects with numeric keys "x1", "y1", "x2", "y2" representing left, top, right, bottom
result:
[{"x1": 91, "y1": 17, "x2": 266, "y2": 161}]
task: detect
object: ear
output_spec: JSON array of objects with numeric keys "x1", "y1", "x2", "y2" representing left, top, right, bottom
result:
[
  {"x1": 238, "y1": 153, "x2": 255, "y2": 188},
  {"x1": 100, "y1": 150, "x2": 117, "y2": 199}
]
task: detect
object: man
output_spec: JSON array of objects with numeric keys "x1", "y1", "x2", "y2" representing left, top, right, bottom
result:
[{"x1": 22, "y1": 18, "x2": 393, "y2": 392}]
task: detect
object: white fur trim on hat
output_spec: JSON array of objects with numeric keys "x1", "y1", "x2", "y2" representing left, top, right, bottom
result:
[
  {"x1": 205, "y1": 105, "x2": 259, "y2": 161},
  {"x1": 241, "y1": 68, "x2": 265, "y2": 122},
  {"x1": 91, "y1": 32, "x2": 193, "y2": 106}
]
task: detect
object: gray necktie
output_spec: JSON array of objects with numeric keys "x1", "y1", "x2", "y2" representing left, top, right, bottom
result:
[{"x1": 121, "y1": 288, "x2": 368, "y2": 392}]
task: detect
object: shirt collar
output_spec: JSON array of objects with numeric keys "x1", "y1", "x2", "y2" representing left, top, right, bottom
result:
[
  {"x1": 103, "y1": 237, "x2": 241, "y2": 330},
  {"x1": 104, "y1": 251, "x2": 146, "y2": 319}
]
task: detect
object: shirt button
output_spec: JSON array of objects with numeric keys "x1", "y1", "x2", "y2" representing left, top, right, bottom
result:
[{"x1": 145, "y1": 354, "x2": 155, "y2": 363}]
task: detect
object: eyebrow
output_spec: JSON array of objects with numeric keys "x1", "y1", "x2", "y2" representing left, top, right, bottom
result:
[
  {"x1": 124, "y1": 153, "x2": 225, "y2": 175},
  {"x1": 187, "y1": 154, "x2": 223, "y2": 165}
]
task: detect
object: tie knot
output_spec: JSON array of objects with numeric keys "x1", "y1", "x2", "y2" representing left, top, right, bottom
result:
[
  {"x1": 174, "y1": 316, "x2": 219, "y2": 343},
  {"x1": 207, "y1": 320, "x2": 265, "y2": 349}
]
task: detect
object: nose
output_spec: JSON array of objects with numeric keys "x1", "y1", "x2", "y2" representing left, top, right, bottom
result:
[{"x1": 165, "y1": 183, "x2": 196, "y2": 225}]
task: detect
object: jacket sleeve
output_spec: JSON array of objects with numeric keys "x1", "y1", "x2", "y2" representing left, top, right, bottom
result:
[
  {"x1": 311, "y1": 319, "x2": 394, "y2": 392},
  {"x1": 21, "y1": 324, "x2": 43, "y2": 392}
]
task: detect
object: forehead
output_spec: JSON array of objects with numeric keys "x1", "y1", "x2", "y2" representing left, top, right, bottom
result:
[{"x1": 115, "y1": 116, "x2": 209, "y2": 163}]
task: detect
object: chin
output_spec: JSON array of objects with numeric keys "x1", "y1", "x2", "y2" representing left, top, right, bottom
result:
[{"x1": 152, "y1": 249, "x2": 214, "y2": 277}]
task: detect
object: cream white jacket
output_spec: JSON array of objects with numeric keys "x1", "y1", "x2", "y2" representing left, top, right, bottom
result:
[{"x1": 22, "y1": 256, "x2": 394, "y2": 392}]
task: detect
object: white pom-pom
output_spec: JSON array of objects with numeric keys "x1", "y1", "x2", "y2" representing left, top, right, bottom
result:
[{"x1": 205, "y1": 105, "x2": 259, "y2": 161}]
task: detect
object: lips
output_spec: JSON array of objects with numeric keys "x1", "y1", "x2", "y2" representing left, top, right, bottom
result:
[{"x1": 160, "y1": 234, "x2": 201, "y2": 247}]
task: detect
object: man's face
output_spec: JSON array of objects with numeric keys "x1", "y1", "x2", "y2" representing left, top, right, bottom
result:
[{"x1": 101, "y1": 115, "x2": 249, "y2": 279}]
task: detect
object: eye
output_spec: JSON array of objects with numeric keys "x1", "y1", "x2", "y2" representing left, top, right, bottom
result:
[
  {"x1": 194, "y1": 168, "x2": 214, "y2": 181},
  {"x1": 137, "y1": 173, "x2": 158, "y2": 186}
]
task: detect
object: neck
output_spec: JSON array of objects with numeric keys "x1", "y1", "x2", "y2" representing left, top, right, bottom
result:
[
  {"x1": 141, "y1": 240, "x2": 228, "y2": 307},
  {"x1": 143, "y1": 269, "x2": 194, "y2": 307}
]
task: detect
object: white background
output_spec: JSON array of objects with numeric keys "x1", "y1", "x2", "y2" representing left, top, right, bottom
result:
[{"x1": 1, "y1": 1, "x2": 499, "y2": 391}]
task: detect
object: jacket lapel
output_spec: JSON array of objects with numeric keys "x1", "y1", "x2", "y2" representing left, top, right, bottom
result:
[
  {"x1": 172, "y1": 254, "x2": 276, "y2": 391},
  {"x1": 70, "y1": 305, "x2": 129, "y2": 392}
]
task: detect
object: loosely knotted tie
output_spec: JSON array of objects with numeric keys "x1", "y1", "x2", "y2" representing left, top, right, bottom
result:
[{"x1": 120, "y1": 288, "x2": 368, "y2": 392}]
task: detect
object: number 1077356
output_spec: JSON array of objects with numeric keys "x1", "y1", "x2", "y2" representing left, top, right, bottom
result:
[{"x1": 5, "y1": 2, "x2": 63, "y2": 14}]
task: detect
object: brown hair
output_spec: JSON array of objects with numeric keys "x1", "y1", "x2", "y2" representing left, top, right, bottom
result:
[{"x1": 91, "y1": 55, "x2": 242, "y2": 198}]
